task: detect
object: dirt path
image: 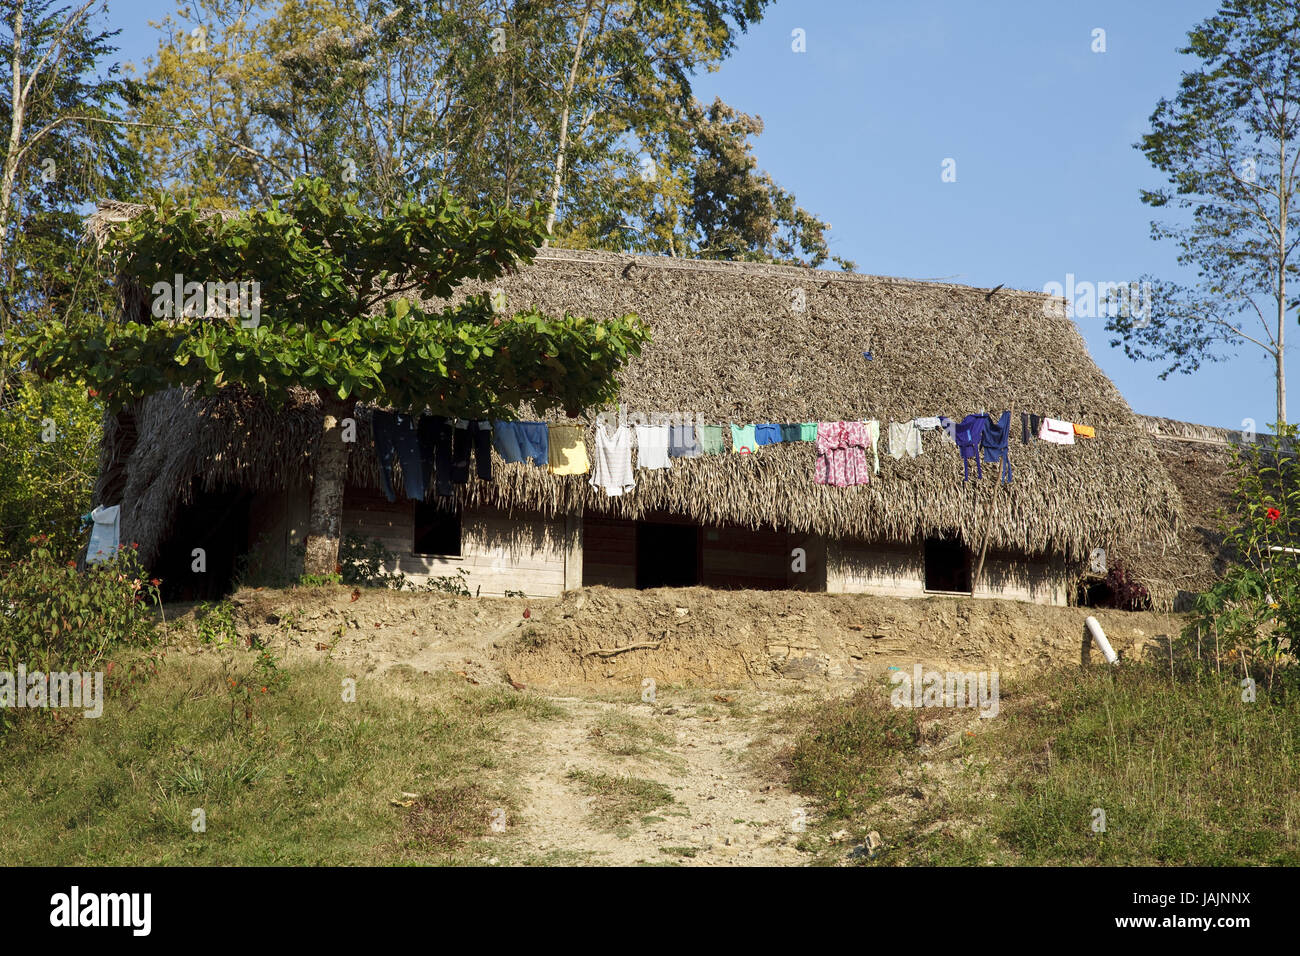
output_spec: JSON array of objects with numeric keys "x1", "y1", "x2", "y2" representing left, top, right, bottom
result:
[{"x1": 492, "y1": 689, "x2": 814, "y2": 866}]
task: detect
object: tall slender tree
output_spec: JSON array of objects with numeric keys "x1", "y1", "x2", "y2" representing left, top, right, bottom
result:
[{"x1": 1109, "y1": 0, "x2": 1300, "y2": 426}]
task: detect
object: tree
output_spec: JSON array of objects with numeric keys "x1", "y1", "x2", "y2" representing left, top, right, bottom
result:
[
  {"x1": 22, "y1": 177, "x2": 649, "y2": 574},
  {"x1": 0, "y1": 0, "x2": 144, "y2": 564},
  {"x1": 1109, "y1": 0, "x2": 1300, "y2": 426},
  {"x1": 128, "y1": 1, "x2": 850, "y2": 267},
  {"x1": 0, "y1": 0, "x2": 143, "y2": 392}
]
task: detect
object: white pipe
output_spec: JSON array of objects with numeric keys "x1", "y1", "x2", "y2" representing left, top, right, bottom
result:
[{"x1": 1085, "y1": 616, "x2": 1119, "y2": 665}]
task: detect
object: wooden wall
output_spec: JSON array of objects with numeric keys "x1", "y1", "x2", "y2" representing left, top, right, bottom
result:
[
  {"x1": 244, "y1": 489, "x2": 1066, "y2": 605},
  {"x1": 341, "y1": 488, "x2": 571, "y2": 597},
  {"x1": 827, "y1": 538, "x2": 1068, "y2": 606},
  {"x1": 582, "y1": 514, "x2": 636, "y2": 588},
  {"x1": 828, "y1": 539, "x2": 927, "y2": 598}
]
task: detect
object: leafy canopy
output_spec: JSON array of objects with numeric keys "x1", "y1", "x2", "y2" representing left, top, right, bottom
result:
[{"x1": 23, "y1": 177, "x2": 649, "y2": 416}]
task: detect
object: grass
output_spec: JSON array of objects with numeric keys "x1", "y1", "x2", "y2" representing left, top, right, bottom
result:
[
  {"x1": 784, "y1": 663, "x2": 1300, "y2": 865},
  {"x1": 0, "y1": 651, "x2": 558, "y2": 865},
  {"x1": 587, "y1": 711, "x2": 681, "y2": 770},
  {"x1": 565, "y1": 769, "x2": 675, "y2": 829}
]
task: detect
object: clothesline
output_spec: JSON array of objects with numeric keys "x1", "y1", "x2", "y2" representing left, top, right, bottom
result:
[{"x1": 368, "y1": 410, "x2": 1098, "y2": 501}]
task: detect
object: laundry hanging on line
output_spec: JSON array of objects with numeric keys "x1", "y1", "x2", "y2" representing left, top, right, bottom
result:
[
  {"x1": 888, "y1": 420, "x2": 923, "y2": 459},
  {"x1": 667, "y1": 423, "x2": 701, "y2": 458},
  {"x1": 86, "y1": 504, "x2": 121, "y2": 565},
  {"x1": 730, "y1": 423, "x2": 758, "y2": 455},
  {"x1": 372, "y1": 409, "x2": 426, "y2": 502},
  {"x1": 590, "y1": 422, "x2": 635, "y2": 496},
  {"x1": 1037, "y1": 417, "x2": 1075, "y2": 445},
  {"x1": 493, "y1": 420, "x2": 549, "y2": 467},
  {"x1": 981, "y1": 410, "x2": 1013, "y2": 483},
  {"x1": 419, "y1": 417, "x2": 492, "y2": 498},
  {"x1": 697, "y1": 424, "x2": 729, "y2": 455},
  {"x1": 815, "y1": 421, "x2": 873, "y2": 487},
  {"x1": 634, "y1": 424, "x2": 672, "y2": 469},
  {"x1": 548, "y1": 423, "x2": 590, "y2": 475}
]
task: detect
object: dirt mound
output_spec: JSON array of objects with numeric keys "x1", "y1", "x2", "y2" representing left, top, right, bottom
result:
[
  {"x1": 171, "y1": 585, "x2": 1186, "y2": 690},
  {"x1": 499, "y1": 587, "x2": 1184, "y2": 688}
]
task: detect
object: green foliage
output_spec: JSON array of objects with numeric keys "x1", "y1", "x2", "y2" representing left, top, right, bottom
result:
[
  {"x1": 1187, "y1": 422, "x2": 1300, "y2": 670},
  {"x1": 24, "y1": 177, "x2": 649, "y2": 417},
  {"x1": 131, "y1": 1, "x2": 845, "y2": 268},
  {"x1": 0, "y1": 537, "x2": 160, "y2": 676},
  {"x1": 297, "y1": 573, "x2": 341, "y2": 587},
  {"x1": 339, "y1": 535, "x2": 406, "y2": 589},
  {"x1": 786, "y1": 687, "x2": 920, "y2": 821},
  {"x1": 0, "y1": 0, "x2": 146, "y2": 342},
  {"x1": 194, "y1": 600, "x2": 238, "y2": 647},
  {"x1": 0, "y1": 375, "x2": 100, "y2": 564}
]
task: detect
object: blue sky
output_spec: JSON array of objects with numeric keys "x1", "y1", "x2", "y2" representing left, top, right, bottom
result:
[{"x1": 107, "y1": 0, "x2": 1259, "y2": 428}]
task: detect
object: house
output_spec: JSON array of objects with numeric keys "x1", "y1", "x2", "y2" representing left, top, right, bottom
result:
[{"x1": 90, "y1": 246, "x2": 1187, "y2": 606}]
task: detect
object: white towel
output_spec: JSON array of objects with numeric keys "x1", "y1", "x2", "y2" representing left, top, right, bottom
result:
[
  {"x1": 86, "y1": 504, "x2": 121, "y2": 564},
  {"x1": 888, "y1": 421, "x2": 922, "y2": 458},
  {"x1": 634, "y1": 424, "x2": 672, "y2": 470},
  {"x1": 911, "y1": 416, "x2": 943, "y2": 430},
  {"x1": 590, "y1": 424, "x2": 636, "y2": 496},
  {"x1": 1038, "y1": 417, "x2": 1076, "y2": 445}
]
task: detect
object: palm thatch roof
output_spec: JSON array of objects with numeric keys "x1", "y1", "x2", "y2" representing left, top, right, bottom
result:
[
  {"x1": 92, "y1": 243, "x2": 1184, "y2": 596},
  {"x1": 1120, "y1": 415, "x2": 1244, "y2": 609}
]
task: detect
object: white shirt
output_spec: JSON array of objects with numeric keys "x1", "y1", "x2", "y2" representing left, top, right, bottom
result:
[
  {"x1": 634, "y1": 424, "x2": 672, "y2": 470},
  {"x1": 590, "y1": 424, "x2": 636, "y2": 496}
]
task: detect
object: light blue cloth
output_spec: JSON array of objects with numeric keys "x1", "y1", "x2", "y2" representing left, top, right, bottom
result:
[{"x1": 493, "y1": 421, "x2": 549, "y2": 467}]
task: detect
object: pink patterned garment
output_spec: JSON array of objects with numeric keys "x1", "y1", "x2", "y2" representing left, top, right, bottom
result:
[{"x1": 815, "y1": 421, "x2": 872, "y2": 486}]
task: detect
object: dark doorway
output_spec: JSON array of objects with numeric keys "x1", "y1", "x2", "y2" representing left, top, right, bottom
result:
[
  {"x1": 636, "y1": 521, "x2": 700, "y2": 588},
  {"x1": 924, "y1": 537, "x2": 970, "y2": 592},
  {"x1": 153, "y1": 482, "x2": 253, "y2": 602}
]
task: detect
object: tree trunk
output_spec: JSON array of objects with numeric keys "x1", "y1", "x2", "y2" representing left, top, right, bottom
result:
[
  {"x1": 303, "y1": 393, "x2": 355, "y2": 576},
  {"x1": 543, "y1": 1, "x2": 593, "y2": 243}
]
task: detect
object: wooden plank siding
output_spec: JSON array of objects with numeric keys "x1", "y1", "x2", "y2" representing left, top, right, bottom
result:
[
  {"x1": 341, "y1": 487, "x2": 570, "y2": 597},
  {"x1": 333, "y1": 488, "x2": 1067, "y2": 604},
  {"x1": 828, "y1": 538, "x2": 1068, "y2": 605}
]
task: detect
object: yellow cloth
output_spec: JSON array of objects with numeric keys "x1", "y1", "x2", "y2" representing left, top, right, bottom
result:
[
  {"x1": 1073, "y1": 423, "x2": 1096, "y2": 439},
  {"x1": 548, "y1": 423, "x2": 590, "y2": 474}
]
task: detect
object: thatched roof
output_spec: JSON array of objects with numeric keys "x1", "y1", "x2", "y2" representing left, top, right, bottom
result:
[
  {"x1": 94, "y1": 245, "x2": 1184, "y2": 590},
  {"x1": 1119, "y1": 415, "x2": 1243, "y2": 610}
]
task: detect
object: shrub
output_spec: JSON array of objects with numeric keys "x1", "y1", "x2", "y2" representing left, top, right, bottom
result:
[
  {"x1": 1188, "y1": 422, "x2": 1300, "y2": 673},
  {"x1": 0, "y1": 536, "x2": 160, "y2": 674}
]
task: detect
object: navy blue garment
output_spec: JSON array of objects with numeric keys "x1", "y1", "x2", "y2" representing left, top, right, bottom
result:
[
  {"x1": 419, "y1": 417, "x2": 494, "y2": 498},
  {"x1": 372, "y1": 410, "x2": 425, "y2": 502},
  {"x1": 954, "y1": 414, "x2": 988, "y2": 482},
  {"x1": 981, "y1": 410, "x2": 1013, "y2": 483}
]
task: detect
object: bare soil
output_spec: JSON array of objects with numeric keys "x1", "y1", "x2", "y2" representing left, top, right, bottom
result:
[{"x1": 169, "y1": 585, "x2": 1186, "y2": 865}]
